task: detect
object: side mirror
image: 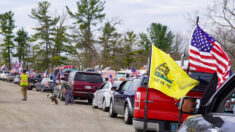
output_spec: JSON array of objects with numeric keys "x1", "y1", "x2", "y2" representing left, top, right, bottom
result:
[
  {"x1": 179, "y1": 96, "x2": 201, "y2": 114},
  {"x1": 111, "y1": 87, "x2": 117, "y2": 91}
]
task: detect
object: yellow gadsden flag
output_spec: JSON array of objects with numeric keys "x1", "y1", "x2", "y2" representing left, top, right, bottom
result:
[{"x1": 149, "y1": 44, "x2": 199, "y2": 100}]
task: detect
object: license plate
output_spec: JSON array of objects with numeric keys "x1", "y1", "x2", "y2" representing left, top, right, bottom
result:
[
  {"x1": 171, "y1": 123, "x2": 178, "y2": 131},
  {"x1": 85, "y1": 86, "x2": 91, "y2": 89}
]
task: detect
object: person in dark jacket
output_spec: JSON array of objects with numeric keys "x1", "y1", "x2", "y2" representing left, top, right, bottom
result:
[{"x1": 60, "y1": 78, "x2": 74, "y2": 105}]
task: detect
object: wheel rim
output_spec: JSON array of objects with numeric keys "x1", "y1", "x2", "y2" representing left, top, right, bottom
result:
[
  {"x1": 92, "y1": 98, "x2": 95, "y2": 106},
  {"x1": 124, "y1": 107, "x2": 128, "y2": 121},
  {"x1": 102, "y1": 100, "x2": 105, "y2": 110},
  {"x1": 110, "y1": 102, "x2": 113, "y2": 114}
]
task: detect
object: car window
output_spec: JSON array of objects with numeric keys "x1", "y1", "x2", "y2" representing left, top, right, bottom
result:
[
  {"x1": 41, "y1": 78, "x2": 50, "y2": 83},
  {"x1": 224, "y1": 91, "x2": 235, "y2": 113},
  {"x1": 129, "y1": 78, "x2": 141, "y2": 91},
  {"x1": 74, "y1": 72, "x2": 103, "y2": 83},
  {"x1": 189, "y1": 72, "x2": 213, "y2": 91},
  {"x1": 117, "y1": 73, "x2": 126, "y2": 78},
  {"x1": 121, "y1": 80, "x2": 131, "y2": 91}
]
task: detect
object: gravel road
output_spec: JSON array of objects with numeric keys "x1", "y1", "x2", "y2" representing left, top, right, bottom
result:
[{"x1": 0, "y1": 80, "x2": 135, "y2": 132}]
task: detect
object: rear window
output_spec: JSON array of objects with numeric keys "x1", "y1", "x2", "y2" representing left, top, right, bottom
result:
[
  {"x1": 189, "y1": 72, "x2": 214, "y2": 91},
  {"x1": 41, "y1": 78, "x2": 51, "y2": 83},
  {"x1": 117, "y1": 73, "x2": 126, "y2": 78},
  {"x1": 130, "y1": 78, "x2": 142, "y2": 91},
  {"x1": 75, "y1": 72, "x2": 103, "y2": 83}
]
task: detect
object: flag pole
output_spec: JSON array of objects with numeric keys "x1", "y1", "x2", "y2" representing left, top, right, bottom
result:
[
  {"x1": 143, "y1": 43, "x2": 153, "y2": 132},
  {"x1": 187, "y1": 16, "x2": 199, "y2": 74}
]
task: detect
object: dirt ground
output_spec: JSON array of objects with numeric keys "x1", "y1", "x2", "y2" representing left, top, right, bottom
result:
[{"x1": 0, "y1": 80, "x2": 135, "y2": 132}]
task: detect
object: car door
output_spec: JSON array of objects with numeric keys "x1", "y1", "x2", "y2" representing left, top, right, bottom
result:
[
  {"x1": 115, "y1": 80, "x2": 132, "y2": 114},
  {"x1": 96, "y1": 83, "x2": 106, "y2": 106}
]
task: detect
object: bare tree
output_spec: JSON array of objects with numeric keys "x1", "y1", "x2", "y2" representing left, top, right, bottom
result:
[{"x1": 205, "y1": 0, "x2": 235, "y2": 70}]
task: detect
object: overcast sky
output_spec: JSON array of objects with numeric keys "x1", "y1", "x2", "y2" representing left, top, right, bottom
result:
[{"x1": 0, "y1": 0, "x2": 213, "y2": 35}]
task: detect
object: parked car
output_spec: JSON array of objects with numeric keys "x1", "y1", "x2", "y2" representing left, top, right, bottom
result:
[
  {"x1": 6, "y1": 73, "x2": 19, "y2": 82},
  {"x1": 68, "y1": 71, "x2": 103, "y2": 104},
  {"x1": 56, "y1": 69, "x2": 76, "y2": 81},
  {"x1": 1, "y1": 71, "x2": 10, "y2": 81},
  {"x1": 109, "y1": 76, "x2": 148, "y2": 124},
  {"x1": 53, "y1": 84, "x2": 65, "y2": 101},
  {"x1": 92, "y1": 81, "x2": 122, "y2": 111},
  {"x1": 178, "y1": 73, "x2": 235, "y2": 132},
  {"x1": 132, "y1": 71, "x2": 214, "y2": 132},
  {"x1": 13, "y1": 75, "x2": 20, "y2": 84},
  {"x1": 28, "y1": 74, "x2": 43, "y2": 90},
  {"x1": 115, "y1": 70, "x2": 131, "y2": 81},
  {"x1": 0, "y1": 70, "x2": 3, "y2": 80},
  {"x1": 35, "y1": 78, "x2": 54, "y2": 92}
]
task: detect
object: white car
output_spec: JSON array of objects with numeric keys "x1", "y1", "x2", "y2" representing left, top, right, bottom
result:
[
  {"x1": 0, "y1": 71, "x2": 9, "y2": 80},
  {"x1": 92, "y1": 81, "x2": 122, "y2": 111}
]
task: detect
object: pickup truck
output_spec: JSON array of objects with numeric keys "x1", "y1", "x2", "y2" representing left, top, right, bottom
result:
[
  {"x1": 178, "y1": 73, "x2": 235, "y2": 131},
  {"x1": 132, "y1": 71, "x2": 213, "y2": 132}
]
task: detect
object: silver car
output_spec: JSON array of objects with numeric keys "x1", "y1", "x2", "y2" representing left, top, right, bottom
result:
[{"x1": 92, "y1": 81, "x2": 122, "y2": 111}]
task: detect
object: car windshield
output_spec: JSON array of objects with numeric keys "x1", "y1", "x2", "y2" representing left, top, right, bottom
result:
[
  {"x1": 75, "y1": 72, "x2": 103, "y2": 83},
  {"x1": 41, "y1": 78, "x2": 51, "y2": 83},
  {"x1": 117, "y1": 73, "x2": 126, "y2": 78},
  {"x1": 112, "y1": 81, "x2": 122, "y2": 88}
]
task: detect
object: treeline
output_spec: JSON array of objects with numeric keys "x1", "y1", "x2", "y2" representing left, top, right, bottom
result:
[
  {"x1": 0, "y1": 0, "x2": 234, "y2": 72},
  {"x1": 0, "y1": 0, "x2": 178, "y2": 72}
]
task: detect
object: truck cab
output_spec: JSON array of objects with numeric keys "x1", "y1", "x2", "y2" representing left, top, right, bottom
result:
[{"x1": 178, "y1": 73, "x2": 235, "y2": 131}]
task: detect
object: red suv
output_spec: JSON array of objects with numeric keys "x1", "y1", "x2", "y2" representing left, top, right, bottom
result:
[{"x1": 68, "y1": 71, "x2": 103, "y2": 104}]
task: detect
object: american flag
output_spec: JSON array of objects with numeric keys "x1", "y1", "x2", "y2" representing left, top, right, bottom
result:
[
  {"x1": 29, "y1": 69, "x2": 35, "y2": 77},
  {"x1": 109, "y1": 74, "x2": 114, "y2": 83},
  {"x1": 131, "y1": 67, "x2": 136, "y2": 76},
  {"x1": 43, "y1": 70, "x2": 48, "y2": 78},
  {"x1": 16, "y1": 60, "x2": 21, "y2": 68},
  {"x1": 59, "y1": 70, "x2": 64, "y2": 79},
  {"x1": 189, "y1": 25, "x2": 231, "y2": 89},
  {"x1": 1, "y1": 64, "x2": 5, "y2": 70}
]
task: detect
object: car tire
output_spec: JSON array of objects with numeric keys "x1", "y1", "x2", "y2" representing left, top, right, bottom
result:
[
  {"x1": 109, "y1": 101, "x2": 117, "y2": 118},
  {"x1": 102, "y1": 99, "x2": 109, "y2": 112},
  {"x1": 41, "y1": 87, "x2": 45, "y2": 92},
  {"x1": 60, "y1": 91, "x2": 65, "y2": 101},
  {"x1": 88, "y1": 99, "x2": 92, "y2": 104},
  {"x1": 135, "y1": 129, "x2": 142, "y2": 132},
  {"x1": 92, "y1": 98, "x2": 98, "y2": 108},
  {"x1": 124, "y1": 105, "x2": 132, "y2": 124},
  {"x1": 28, "y1": 86, "x2": 33, "y2": 90}
]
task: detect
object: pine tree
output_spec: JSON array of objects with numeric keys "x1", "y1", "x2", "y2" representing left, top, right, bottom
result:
[
  {"x1": 0, "y1": 11, "x2": 15, "y2": 69},
  {"x1": 66, "y1": 0, "x2": 105, "y2": 67}
]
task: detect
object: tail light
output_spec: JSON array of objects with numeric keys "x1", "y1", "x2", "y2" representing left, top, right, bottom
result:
[{"x1": 134, "y1": 91, "x2": 141, "y2": 109}]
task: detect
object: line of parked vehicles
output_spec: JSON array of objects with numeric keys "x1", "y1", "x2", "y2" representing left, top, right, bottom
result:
[{"x1": 1, "y1": 67, "x2": 235, "y2": 132}]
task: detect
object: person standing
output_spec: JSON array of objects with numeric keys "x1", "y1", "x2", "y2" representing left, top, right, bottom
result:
[
  {"x1": 20, "y1": 70, "x2": 29, "y2": 101},
  {"x1": 60, "y1": 78, "x2": 74, "y2": 105}
]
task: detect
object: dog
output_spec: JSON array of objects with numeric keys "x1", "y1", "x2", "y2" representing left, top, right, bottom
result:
[{"x1": 47, "y1": 94, "x2": 58, "y2": 105}]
